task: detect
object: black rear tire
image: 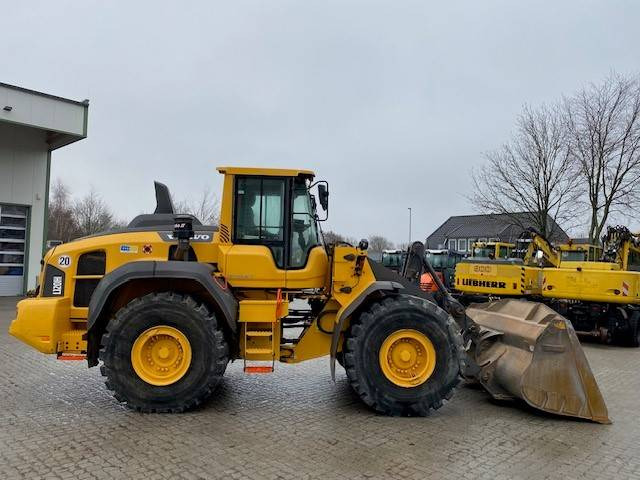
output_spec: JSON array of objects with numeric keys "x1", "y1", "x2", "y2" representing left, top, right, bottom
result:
[
  {"x1": 99, "y1": 292, "x2": 229, "y2": 412},
  {"x1": 344, "y1": 295, "x2": 462, "y2": 416}
]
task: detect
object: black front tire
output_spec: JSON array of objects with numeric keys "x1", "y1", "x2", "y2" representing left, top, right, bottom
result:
[
  {"x1": 99, "y1": 292, "x2": 229, "y2": 413},
  {"x1": 344, "y1": 295, "x2": 462, "y2": 416}
]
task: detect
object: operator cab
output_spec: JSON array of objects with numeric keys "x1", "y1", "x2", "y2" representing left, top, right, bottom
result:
[
  {"x1": 471, "y1": 241, "x2": 514, "y2": 260},
  {"x1": 217, "y1": 167, "x2": 329, "y2": 288},
  {"x1": 559, "y1": 244, "x2": 602, "y2": 262}
]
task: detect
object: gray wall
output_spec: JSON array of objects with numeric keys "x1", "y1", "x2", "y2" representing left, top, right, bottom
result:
[{"x1": 0, "y1": 123, "x2": 48, "y2": 294}]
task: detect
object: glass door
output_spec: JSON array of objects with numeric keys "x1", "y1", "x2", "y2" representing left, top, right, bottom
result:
[{"x1": 0, "y1": 204, "x2": 28, "y2": 296}]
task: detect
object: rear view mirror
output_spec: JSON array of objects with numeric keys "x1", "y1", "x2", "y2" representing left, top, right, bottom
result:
[{"x1": 318, "y1": 183, "x2": 329, "y2": 211}]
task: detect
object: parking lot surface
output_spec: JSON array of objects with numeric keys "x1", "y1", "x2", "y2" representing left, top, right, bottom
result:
[{"x1": 1, "y1": 296, "x2": 639, "y2": 480}]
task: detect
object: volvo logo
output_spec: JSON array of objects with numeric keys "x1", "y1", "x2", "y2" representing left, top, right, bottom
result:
[{"x1": 158, "y1": 232, "x2": 214, "y2": 242}]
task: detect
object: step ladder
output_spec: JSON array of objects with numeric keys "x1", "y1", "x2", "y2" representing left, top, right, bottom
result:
[
  {"x1": 239, "y1": 296, "x2": 288, "y2": 374},
  {"x1": 243, "y1": 321, "x2": 276, "y2": 374}
]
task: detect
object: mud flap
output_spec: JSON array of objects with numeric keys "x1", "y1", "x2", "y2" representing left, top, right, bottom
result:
[{"x1": 465, "y1": 299, "x2": 610, "y2": 424}]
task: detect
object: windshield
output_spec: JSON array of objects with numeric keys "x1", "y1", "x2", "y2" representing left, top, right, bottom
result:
[
  {"x1": 561, "y1": 250, "x2": 587, "y2": 261},
  {"x1": 426, "y1": 253, "x2": 446, "y2": 268},
  {"x1": 289, "y1": 179, "x2": 320, "y2": 268},
  {"x1": 473, "y1": 247, "x2": 493, "y2": 258},
  {"x1": 382, "y1": 252, "x2": 404, "y2": 268}
]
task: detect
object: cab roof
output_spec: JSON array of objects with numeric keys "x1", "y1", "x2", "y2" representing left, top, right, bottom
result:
[{"x1": 217, "y1": 166, "x2": 315, "y2": 178}]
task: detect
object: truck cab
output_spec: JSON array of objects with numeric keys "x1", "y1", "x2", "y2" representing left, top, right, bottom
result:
[
  {"x1": 380, "y1": 249, "x2": 406, "y2": 273},
  {"x1": 424, "y1": 249, "x2": 464, "y2": 290}
]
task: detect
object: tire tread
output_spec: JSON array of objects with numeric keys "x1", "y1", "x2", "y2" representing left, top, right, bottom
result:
[
  {"x1": 99, "y1": 292, "x2": 228, "y2": 413},
  {"x1": 344, "y1": 295, "x2": 462, "y2": 416}
]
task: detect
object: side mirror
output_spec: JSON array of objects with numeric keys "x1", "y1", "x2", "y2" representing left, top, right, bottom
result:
[{"x1": 318, "y1": 183, "x2": 329, "y2": 212}]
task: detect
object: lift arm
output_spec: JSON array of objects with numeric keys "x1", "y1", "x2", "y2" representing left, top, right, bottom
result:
[{"x1": 520, "y1": 229, "x2": 561, "y2": 267}]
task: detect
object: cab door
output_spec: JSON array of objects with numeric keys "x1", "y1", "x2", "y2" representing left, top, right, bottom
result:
[
  {"x1": 284, "y1": 177, "x2": 328, "y2": 289},
  {"x1": 224, "y1": 176, "x2": 287, "y2": 288}
]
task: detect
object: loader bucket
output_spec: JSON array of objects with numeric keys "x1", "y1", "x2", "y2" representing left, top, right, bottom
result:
[{"x1": 465, "y1": 299, "x2": 610, "y2": 424}]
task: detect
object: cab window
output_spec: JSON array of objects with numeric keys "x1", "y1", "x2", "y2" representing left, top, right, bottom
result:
[
  {"x1": 561, "y1": 250, "x2": 586, "y2": 261},
  {"x1": 382, "y1": 252, "x2": 403, "y2": 268},
  {"x1": 234, "y1": 177, "x2": 286, "y2": 267},
  {"x1": 473, "y1": 247, "x2": 492, "y2": 258},
  {"x1": 628, "y1": 249, "x2": 640, "y2": 271},
  {"x1": 289, "y1": 179, "x2": 320, "y2": 268}
]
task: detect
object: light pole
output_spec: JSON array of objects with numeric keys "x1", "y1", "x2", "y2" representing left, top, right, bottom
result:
[{"x1": 408, "y1": 207, "x2": 412, "y2": 245}]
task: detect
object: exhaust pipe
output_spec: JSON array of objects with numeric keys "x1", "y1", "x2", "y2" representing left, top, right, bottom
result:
[{"x1": 465, "y1": 300, "x2": 610, "y2": 424}]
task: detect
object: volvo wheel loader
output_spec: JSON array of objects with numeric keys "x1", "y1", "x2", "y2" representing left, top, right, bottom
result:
[{"x1": 9, "y1": 167, "x2": 609, "y2": 422}]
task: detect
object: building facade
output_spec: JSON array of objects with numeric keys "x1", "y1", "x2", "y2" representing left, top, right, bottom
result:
[{"x1": 0, "y1": 83, "x2": 88, "y2": 295}]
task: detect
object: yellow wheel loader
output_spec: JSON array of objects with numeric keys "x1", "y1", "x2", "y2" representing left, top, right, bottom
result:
[{"x1": 9, "y1": 167, "x2": 609, "y2": 422}]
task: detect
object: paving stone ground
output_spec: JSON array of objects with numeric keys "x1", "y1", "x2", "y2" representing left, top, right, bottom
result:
[{"x1": 1, "y1": 296, "x2": 638, "y2": 480}]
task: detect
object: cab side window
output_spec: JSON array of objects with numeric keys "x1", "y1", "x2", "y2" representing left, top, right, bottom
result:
[
  {"x1": 289, "y1": 179, "x2": 320, "y2": 268},
  {"x1": 628, "y1": 250, "x2": 640, "y2": 271},
  {"x1": 234, "y1": 177, "x2": 286, "y2": 267}
]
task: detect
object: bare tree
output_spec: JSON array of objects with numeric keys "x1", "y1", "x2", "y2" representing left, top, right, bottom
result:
[
  {"x1": 565, "y1": 73, "x2": 640, "y2": 242},
  {"x1": 174, "y1": 187, "x2": 220, "y2": 225},
  {"x1": 322, "y1": 230, "x2": 345, "y2": 244},
  {"x1": 321, "y1": 230, "x2": 357, "y2": 245},
  {"x1": 74, "y1": 189, "x2": 115, "y2": 236},
  {"x1": 368, "y1": 235, "x2": 394, "y2": 253},
  {"x1": 47, "y1": 180, "x2": 79, "y2": 242},
  {"x1": 396, "y1": 242, "x2": 410, "y2": 251},
  {"x1": 471, "y1": 103, "x2": 579, "y2": 238}
]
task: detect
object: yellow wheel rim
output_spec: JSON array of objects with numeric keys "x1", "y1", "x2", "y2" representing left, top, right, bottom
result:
[
  {"x1": 379, "y1": 329, "x2": 436, "y2": 388},
  {"x1": 131, "y1": 326, "x2": 192, "y2": 386}
]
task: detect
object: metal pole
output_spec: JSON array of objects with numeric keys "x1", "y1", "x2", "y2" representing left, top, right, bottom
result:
[{"x1": 408, "y1": 207, "x2": 412, "y2": 244}]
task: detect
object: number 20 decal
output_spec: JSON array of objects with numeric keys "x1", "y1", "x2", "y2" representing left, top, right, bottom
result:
[{"x1": 57, "y1": 255, "x2": 71, "y2": 268}]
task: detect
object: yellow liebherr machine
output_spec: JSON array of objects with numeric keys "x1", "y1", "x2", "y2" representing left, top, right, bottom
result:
[
  {"x1": 8, "y1": 168, "x2": 609, "y2": 422},
  {"x1": 543, "y1": 226, "x2": 640, "y2": 345},
  {"x1": 456, "y1": 232, "x2": 551, "y2": 297},
  {"x1": 456, "y1": 227, "x2": 640, "y2": 346}
]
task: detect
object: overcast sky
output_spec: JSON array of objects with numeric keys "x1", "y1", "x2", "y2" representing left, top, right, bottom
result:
[{"x1": 3, "y1": 1, "x2": 639, "y2": 244}]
